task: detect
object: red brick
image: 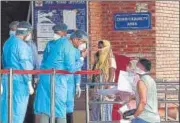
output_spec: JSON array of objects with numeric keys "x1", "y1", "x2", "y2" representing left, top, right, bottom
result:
[{"x1": 88, "y1": 1, "x2": 180, "y2": 80}]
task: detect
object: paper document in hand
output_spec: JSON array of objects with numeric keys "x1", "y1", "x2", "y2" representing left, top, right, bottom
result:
[
  {"x1": 117, "y1": 70, "x2": 134, "y2": 94},
  {"x1": 97, "y1": 71, "x2": 136, "y2": 102}
]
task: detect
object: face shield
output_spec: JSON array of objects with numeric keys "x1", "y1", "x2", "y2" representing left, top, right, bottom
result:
[
  {"x1": 126, "y1": 60, "x2": 138, "y2": 73},
  {"x1": 24, "y1": 33, "x2": 32, "y2": 42},
  {"x1": 16, "y1": 21, "x2": 33, "y2": 41}
]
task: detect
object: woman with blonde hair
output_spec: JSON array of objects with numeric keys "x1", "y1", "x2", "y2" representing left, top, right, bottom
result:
[{"x1": 91, "y1": 40, "x2": 116, "y2": 121}]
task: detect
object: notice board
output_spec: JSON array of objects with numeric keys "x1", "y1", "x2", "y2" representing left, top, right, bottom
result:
[{"x1": 32, "y1": 1, "x2": 88, "y2": 85}]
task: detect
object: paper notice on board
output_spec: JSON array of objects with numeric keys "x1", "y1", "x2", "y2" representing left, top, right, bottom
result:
[
  {"x1": 37, "y1": 23, "x2": 55, "y2": 38},
  {"x1": 37, "y1": 38, "x2": 52, "y2": 52},
  {"x1": 63, "y1": 10, "x2": 76, "y2": 30}
]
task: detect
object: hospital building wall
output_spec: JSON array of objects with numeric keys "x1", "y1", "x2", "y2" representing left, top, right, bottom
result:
[
  {"x1": 88, "y1": 1, "x2": 179, "y2": 81},
  {"x1": 155, "y1": 1, "x2": 179, "y2": 81}
]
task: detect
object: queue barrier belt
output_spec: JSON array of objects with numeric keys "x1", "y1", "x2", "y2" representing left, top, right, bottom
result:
[{"x1": 0, "y1": 69, "x2": 101, "y2": 75}]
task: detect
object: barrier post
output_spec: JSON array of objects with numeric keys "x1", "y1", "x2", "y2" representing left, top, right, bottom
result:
[
  {"x1": 0, "y1": 71, "x2": 1, "y2": 122},
  {"x1": 50, "y1": 69, "x2": 56, "y2": 123},
  {"x1": 85, "y1": 84, "x2": 90, "y2": 123},
  {"x1": 8, "y1": 68, "x2": 13, "y2": 123},
  {"x1": 99, "y1": 74, "x2": 104, "y2": 121},
  {"x1": 165, "y1": 84, "x2": 168, "y2": 121}
]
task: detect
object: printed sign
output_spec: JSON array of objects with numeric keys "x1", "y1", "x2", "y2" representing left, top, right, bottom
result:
[{"x1": 114, "y1": 13, "x2": 151, "y2": 30}]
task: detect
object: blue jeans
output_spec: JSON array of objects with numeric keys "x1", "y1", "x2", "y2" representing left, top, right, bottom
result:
[{"x1": 132, "y1": 117, "x2": 148, "y2": 123}]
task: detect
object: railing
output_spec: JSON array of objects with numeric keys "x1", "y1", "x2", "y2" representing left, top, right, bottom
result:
[
  {"x1": 85, "y1": 81, "x2": 179, "y2": 123},
  {"x1": 0, "y1": 69, "x2": 179, "y2": 123},
  {"x1": 0, "y1": 69, "x2": 100, "y2": 123},
  {"x1": 156, "y1": 81, "x2": 179, "y2": 122}
]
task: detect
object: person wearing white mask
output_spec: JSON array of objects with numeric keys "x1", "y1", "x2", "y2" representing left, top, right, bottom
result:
[
  {"x1": 1, "y1": 21, "x2": 34, "y2": 123},
  {"x1": 51, "y1": 23, "x2": 86, "y2": 123},
  {"x1": 24, "y1": 25, "x2": 40, "y2": 123},
  {"x1": 52, "y1": 23, "x2": 68, "y2": 40},
  {"x1": 0, "y1": 21, "x2": 19, "y2": 95},
  {"x1": 66, "y1": 39, "x2": 87, "y2": 123},
  {"x1": 34, "y1": 27, "x2": 88, "y2": 123},
  {"x1": 66, "y1": 29, "x2": 88, "y2": 123},
  {"x1": 17, "y1": 21, "x2": 35, "y2": 95},
  {"x1": 122, "y1": 58, "x2": 160, "y2": 123}
]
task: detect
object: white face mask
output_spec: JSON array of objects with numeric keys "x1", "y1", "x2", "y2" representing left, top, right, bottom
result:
[
  {"x1": 134, "y1": 67, "x2": 146, "y2": 75},
  {"x1": 9, "y1": 31, "x2": 16, "y2": 36},
  {"x1": 78, "y1": 43, "x2": 86, "y2": 51},
  {"x1": 67, "y1": 34, "x2": 71, "y2": 39},
  {"x1": 126, "y1": 66, "x2": 134, "y2": 73},
  {"x1": 53, "y1": 33, "x2": 61, "y2": 40},
  {"x1": 24, "y1": 34, "x2": 32, "y2": 42}
]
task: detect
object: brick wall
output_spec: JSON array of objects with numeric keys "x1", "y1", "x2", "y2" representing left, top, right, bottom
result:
[
  {"x1": 88, "y1": 1, "x2": 156, "y2": 76},
  {"x1": 155, "y1": 1, "x2": 179, "y2": 81}
]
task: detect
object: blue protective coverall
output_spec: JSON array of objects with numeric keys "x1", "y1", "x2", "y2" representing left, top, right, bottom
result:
[
  {"x1": 1, "y1": 35, "x2": 33, "y2": 123},
  {"x1": 27, "y1": 40, "x2": 40, "y2": 70},
  {"x1": 34, "y1": 37, "x2": 84, "y2": 118},
  {"x1": 66, "y1": 48, "x2": 81, "y2": 113},
  {"x1": 27, "y1": 40, "x2": 40, "y2": 78}
]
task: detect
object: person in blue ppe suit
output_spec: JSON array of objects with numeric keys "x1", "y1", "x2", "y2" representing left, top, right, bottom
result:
[
  {"x1": 9, "y1": 21, "x2": 39, "y2": 82},
  {"x1": 66, "y1": 42, "x2": 87, "y2": 123},
  {"x1": 34, "y1": 23, "x2": 88, "y2": 123},
  {"x1": 24, "y1": 29, "x2": 40, "y2": 123},
  {"x1": 1, "y1": 21, "x2": 34, "y2": 123},
  {"x1": 0, "y1": 21, "x2": 19, "y2": 99},
  {"x1": 26, "y1": 36, "x2": 40, "y2": 91},
  {"x1": 9, "y1": 21, "x2": 39, "y2": 75},
  {"x1": 48, "y1": 23, "x2": 86, "y2": 123},
  {"x1": 8, "y1": 21, "x2": 38, "y2": 95},
  {"x1": 9, "y1": 21, "x2": 19, "y2": 36},
  {"x1": 53, "y1": 25, "x2": 88, "y2": 123}
]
